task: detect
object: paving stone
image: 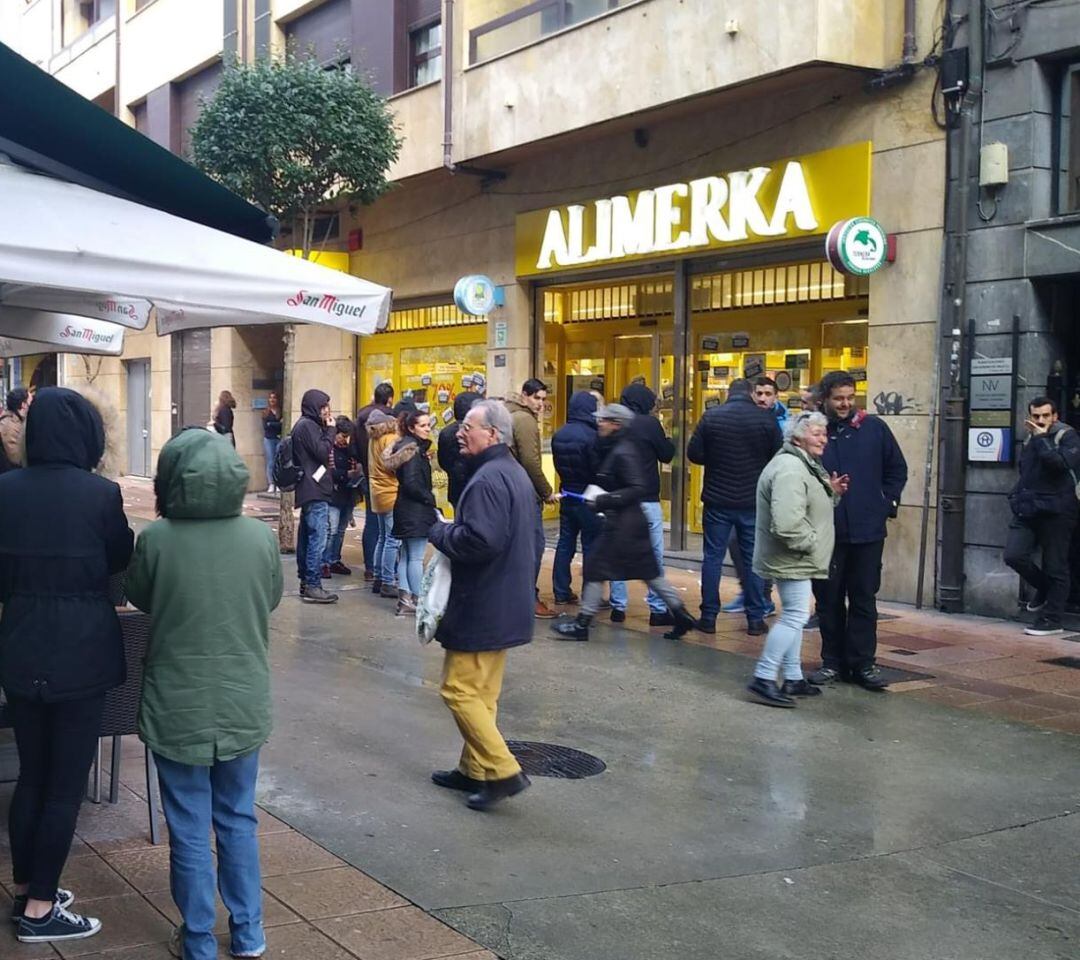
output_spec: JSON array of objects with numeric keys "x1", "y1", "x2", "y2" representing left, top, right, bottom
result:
[
  {"x1": 263, "y1": 866, "x2": 408, "y2": 920},
  {"x1": 905, "y1": 686, "x2": 999, "y2": 708},
  {"x1": 1005, "y1": 670, "x2": 1080, "y2": 694},
  {"x1": 317, "y1": 905, "x2": 478, "y2": 960},
  {"x1": 104, "y1": 847, "x2": 175, "y2": 894},
  {"x1": 256, "y1": 807, "x2": 295, "y2": 836},
  {"x1": 1013, "y1": 692, "x2": 1080, "y2": 712},
  {"x1": 144, "y1": 887, "x2": 300, "y2": 934},
  {"x1": 965, "y1": 699, "x2": 1061, "y2": 722},
  {"x1": 230, "y1": 921, "x2": 356, "y2": 959},
  {"x1": 51, "y1": 893, "x2": 173, "y2": 958},
  {"x1": 258, "y1": 831, "x2": 345, "y2": 878},
  {"x1": 939, "y1": 657, "x2": 1059, "y2": 680},
  {"x1": 77, "y1": 945, "x2": 174, "y2": 959},
  {"x1": 58, "y1": 854, "x2": 136, "y2": 901},
  {"x1": 0, "y1": 891, "x2": 59, "y2": 960}
]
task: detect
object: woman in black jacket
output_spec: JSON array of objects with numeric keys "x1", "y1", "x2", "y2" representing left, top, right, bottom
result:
[
  {"x1": 392, "y1": 409, "x2": 437, "y2": 615},
  {"x1": 552, "y1": 403, "x2": 696, "y2": 643},
  {"x1": 0, "y1": 388, "x2": 133, "y2": 944},
  {"x1": 213, "y1": 390, "x2": 237, "y2": 447}
]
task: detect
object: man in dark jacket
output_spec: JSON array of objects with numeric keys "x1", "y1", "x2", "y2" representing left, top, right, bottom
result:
[
  {"x1": 353, "y1": 383, "x2": 394, "y2": 580},
  {"x1": 687, "y1": 378, "x2": 782, "y2": 635},
  {"x1": 437, "y1": 391, "x2": 481, "y2": 509},
  {"x1": 1004, "y1": 396, "x2": 1080, "y2": 636},
  {"x1": 292, "y1": 389, "x2": 337, "y2": 604},
  {"x1": 552, "y1": 404, "x2": 696, "y2": 643},
  {"x1": 619, "y1": 383, "x2": 678, "y2": 626},
  {"x1": 323, "y1": 416, "x2": 361, "y2": 578},
  {"x1": 428, "y1": 400, "x2": 535, "y2": 812},
  {"x1": 0, "y1": 387, "x2": 132, "y2": 943},
  {"x1": 551, "y1": 391, "x2": 600, "y2": 606},
  {"x1": 809, "y1": 371, "x2": 908, "y2": 690}
]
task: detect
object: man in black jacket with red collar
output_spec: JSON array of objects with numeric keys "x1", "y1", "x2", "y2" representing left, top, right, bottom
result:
[
  {"x1": 292, "y1": 389, "x2": 337, "y2": 604},
  {"x1": 809, "y1": 371, "x2": 907, "y2": 690}
]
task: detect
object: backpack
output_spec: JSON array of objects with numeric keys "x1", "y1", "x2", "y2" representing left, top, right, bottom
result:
[{"x1": 273, "y1": 436, "x2": 303, "y2": 492}]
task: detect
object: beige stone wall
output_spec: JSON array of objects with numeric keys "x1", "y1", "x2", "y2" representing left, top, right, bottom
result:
[{"x1": 122, "y1": 0, "x2": 222, "y2": 103}]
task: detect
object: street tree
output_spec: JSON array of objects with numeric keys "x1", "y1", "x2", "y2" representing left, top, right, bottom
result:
[{"x1": 191, "y1": 52, "x2": 401, "y2": 550}]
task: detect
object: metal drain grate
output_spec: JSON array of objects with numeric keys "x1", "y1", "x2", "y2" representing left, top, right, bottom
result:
[
  {"x1": 1042, "y1": 656, "x2": 1080, "y2": 670},
  {"x1": 875, "y1": 664, "x2": 936, "y2": 683},
  {"x1": 505, "y1": 741, "x2": 606, "y2": 779}
]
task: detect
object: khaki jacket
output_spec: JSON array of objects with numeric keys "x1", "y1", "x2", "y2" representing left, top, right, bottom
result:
[
  {"x1": 752, "y1": 442, "x2": 839, "y2": 581},
  {"x1": 505, "y1": 395, "x2": 552, "y2": 501},
  {"x1": 366, "y1": 410, "x2": 422, "y2": 514}
]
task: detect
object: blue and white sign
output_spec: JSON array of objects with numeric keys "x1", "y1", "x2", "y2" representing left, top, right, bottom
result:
[
  {"x1": 967, "y1": 427, "x2": 1011, "y2": 463},
  {"x1": 454, "y1": 275, "x2": 497, "y2": 317}
]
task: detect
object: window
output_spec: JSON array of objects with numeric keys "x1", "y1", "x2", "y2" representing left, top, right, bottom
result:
[
  {"x1": 470, "y1": 0, "x2": 626, "y2": 65},
  {"x1": 1067, "y1": 66, "x2": 1080, "y2": 212},
  {"x1": 409, "y1": 20, "x2": 442, "y2": 87},
  {"x1": 80, "y1": 0, "x2": 115, "y2": 25}
]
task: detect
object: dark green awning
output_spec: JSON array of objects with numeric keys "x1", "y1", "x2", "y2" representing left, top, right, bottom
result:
[{"x1": 0, "y1": 42, "x2": 276, "y2": 244}]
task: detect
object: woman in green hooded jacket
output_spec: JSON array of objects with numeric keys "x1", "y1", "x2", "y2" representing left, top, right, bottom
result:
[
  {"x1": 125, "y1": 428, "x2": 283, "y2": 960},
  {"x1": 747, "y1": 412, "x2": 847, "y2": 708}
]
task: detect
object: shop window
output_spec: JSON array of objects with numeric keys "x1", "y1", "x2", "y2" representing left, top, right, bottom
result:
[
  {"x1": 383, "y1": 303, "x2": 483, "y2": 332},
  {"x1": 409, "y1": 20, "x2": 442, "y2": 87},
  {"x1": 470, "y1": 0, "x2": 629, "y2": 65}
]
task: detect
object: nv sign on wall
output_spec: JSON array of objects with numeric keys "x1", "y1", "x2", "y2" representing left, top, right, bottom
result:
[{"x1": 515, "y1": 142, "x2": 871, "y2": 277}]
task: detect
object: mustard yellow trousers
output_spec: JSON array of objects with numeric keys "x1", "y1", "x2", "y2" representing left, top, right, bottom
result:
[{"x1": 440, "y1": 650, "x2": 522, "y2": 781}]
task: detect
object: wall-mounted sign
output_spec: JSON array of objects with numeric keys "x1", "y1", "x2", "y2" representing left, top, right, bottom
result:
[
  {"x1": 743, "y1": 354, "x2": 765, "y2": 379},
  {"x1": 968, "y1": 427, "x2": 1011, "y2": 463},
  {"x1": 732, "y1": 333, "x2": 750, "y2": 349},
  {"x1": 825, "y1": 217, "x2": 889, "y2": 276},
  {"x1": 784, "y1": 353, "x2": 810, "y2": 369},
  {"x1": 971, "y1": 357, "x2": 1013, "y2": 375},
  {"x1": 970, "y1": 374, "x2": 1012, "y2": 410},
  {"x1": 454, "y1": 275, "x2": 497, "y2": 316},
  {"x1": 515, "y1": 142, "x2": 872, "y2": 276},
  {"x1": 701, "y1": 336, "x2": 720, "y2": 351},
  {"x1": 712, "y1": 366, "x2": 730, "y2": 378},
  {"x1": 493, "y1": 319, "x2": 508, "y2": 348}
]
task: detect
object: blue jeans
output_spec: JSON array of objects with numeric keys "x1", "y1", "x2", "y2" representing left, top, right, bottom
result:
[
  {"x1": 262, "y1": 437, "x2": 278, "y2": 488},
  {"x1": 296, "y1": 501, "x2": 330, "y2": 588},
  {"x1": 552, "y1": 498, "x2": 599, "y2": 601},
  {"x1": 155, "y1": 750, "x2": 264, "y2": 960},
  {"x1": 323, "y1": 503, "x2": 352, "y2": 565},
  {"x1": 361, "y1": 480, "x2": 378, "y2": 574},
  {"x1": 701, "y1": 506, "x2": 766, "y2": 620},
  {"x1": 754, "y1": 579, "x2": 812, "y2": 682},
  {"x1": 373, "y1": 511, "x2": 400, "y2": 585},
  {"x1": 397, "y1": 537, "x2": 427, "y2": 596},
  {"x1": 609, "y1": 501, "x2": 666, "y2": 612}
]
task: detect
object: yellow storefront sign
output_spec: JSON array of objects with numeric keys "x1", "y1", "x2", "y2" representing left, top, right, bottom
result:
[{"x1": 515, "y1": 141, "x2": 871, "y2": 277}]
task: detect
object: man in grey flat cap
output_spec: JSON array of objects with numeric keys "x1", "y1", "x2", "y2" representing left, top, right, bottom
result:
[{"x1": 552, "y1": 403, "x2": 696, "y2": 642}]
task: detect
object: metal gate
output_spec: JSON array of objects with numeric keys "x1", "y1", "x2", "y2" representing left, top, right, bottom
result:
[{"x1": 126, "y1": 358, "x2": 151, "y2": 477}]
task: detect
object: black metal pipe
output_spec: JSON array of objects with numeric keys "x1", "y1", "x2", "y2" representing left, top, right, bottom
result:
[{"x1": 903, "y1": 0, "x2": 918, "y2": 63}]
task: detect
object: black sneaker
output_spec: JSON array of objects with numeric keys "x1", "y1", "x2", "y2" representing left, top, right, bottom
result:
[
  {"x1": 552, "y1": 616, "x2": 589, "y2": 641},
  {"x1": 301, "y1": 586, "x2": 338, "y2": 604},
  {"x1": 17, "y1": 904, "x2": 101, "y2": 943},
  {"x1": 1025, "y1": 590, "x2": 1048, "y2": 612},
  {"x1": 609, "y1": 608, "x2": 626, "y2": 623},
  {"x1": 850, "y1": 665, "x2": 889, "y2": 691},
  {"x1": 807, "y1": 666, "x2": 841, "y2": 685},
  {"x1": 1024, "y1": 618, "x2": 1065, "y2": 636},
  {"x1": 696, "y1": 617, "x2": 716, "y2": 634},
  {"x1": 746, "y1": 619, "x2": 767, "y2": 636},
  {"x1": 649, "y1": 611, "x2": 675, "y2": 627},
  {"x1": 11, "y1": 889, "x2": 74, "y2": 924}
]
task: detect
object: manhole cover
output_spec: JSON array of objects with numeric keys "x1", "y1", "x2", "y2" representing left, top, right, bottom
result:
[
  {"x1": 505, "y1": 741, "x2": 606, "y2": 779},
  {"x1": 876, "y1": 664, "x2": 935, "y2": 683},
  {"x1": 1043, "y1": 656, "x2": 1080, "y2": 670}
]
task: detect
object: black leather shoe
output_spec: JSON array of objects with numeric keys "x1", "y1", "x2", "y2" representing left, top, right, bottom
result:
[
  {"x1": 850, "y1": 665, "x2": 889, "y2": 691},
  {"x1": 696, "y1": 617, "x2": 716, "y2": 635},
  {"x1": 747, "y1": 619, "x2": 767, "y2": 636},
  {"x1": 372, "y1": 579, "x2": 382, "y2": 594},
  {"x1": 649, "y1": 611, "x2": 675, "y2": 627},
  {"x1": 552, "y1": 615, "x2": 590, "y2": 641},
  {"x1": 781, "y1": 679, "x2": 822, "y2": 697},
  {"x1": 663, "y1": 606, "x2": 698, "y2": 640},
  {"x1": 746, "y1": 677, "x2": 796, "y2": 707},
  {"x1": 431, "y1": 769, "x2": 484, "y2": 793},
  {"x1": 466, "y1": 772, "x2": 531, "y2": 811},
  {"x1": 610, "y1": 608, "x2": 626, "y2": 623}
]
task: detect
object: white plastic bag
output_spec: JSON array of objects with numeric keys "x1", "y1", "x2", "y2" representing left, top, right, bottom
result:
[{"x1": 416, "y1": 548, "x2": 451, "y2": 645}]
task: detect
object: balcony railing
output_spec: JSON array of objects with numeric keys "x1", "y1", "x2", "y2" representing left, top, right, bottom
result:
[{"x1": 469, "y1": 0, "x2": 631, "y2": 65}]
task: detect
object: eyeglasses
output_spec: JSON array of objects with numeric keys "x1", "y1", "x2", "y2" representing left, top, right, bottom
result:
[{"x1": 460, "y1": 421, "x2": 494, "y2": 434}]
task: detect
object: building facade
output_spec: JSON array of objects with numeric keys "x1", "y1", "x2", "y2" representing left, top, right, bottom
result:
[{"x1": 4, "y1": 0, "x2": 962, "y2": 610}]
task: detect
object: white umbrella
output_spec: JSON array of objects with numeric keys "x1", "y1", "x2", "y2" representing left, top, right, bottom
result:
[
  {"x1": 0, "y1": 307, "x2": 125, "y2": 358},
  {"x1": 0, "y1": 161, "x2": 392, "y2": 335}
]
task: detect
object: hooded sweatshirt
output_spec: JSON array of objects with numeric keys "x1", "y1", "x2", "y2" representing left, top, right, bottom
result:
[
  {"x1": 0, "y1": 387, "x2": 133, "y2": 702},
  {"x1": 551, "y1": 391, "x2": 599, "y2": 493},
  {"x1": 437, "y1": 391, "x2": 481, "y2": 507},
  {"x1": 619, "y1": 383, "x2": 675, "y2": 503},
  {"x1": 125, "y1": 429, "x2": 283, "y2": 765},
  {"x1": 291, "y1": 389, "x2": 333, "y2": 507}
]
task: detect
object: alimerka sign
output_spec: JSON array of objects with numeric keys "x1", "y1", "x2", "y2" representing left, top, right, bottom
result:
[{"x1": 515, "y1": 141, "x2": 871, "y2": 277}]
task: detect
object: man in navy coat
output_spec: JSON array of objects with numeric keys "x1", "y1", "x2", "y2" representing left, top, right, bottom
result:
[{"x1": 809, "y1": 371, "x2": 907, "y2": 691}]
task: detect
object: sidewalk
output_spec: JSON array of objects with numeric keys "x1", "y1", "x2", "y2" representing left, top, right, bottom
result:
[{"x1": 116, "y1": 476, "x2": 1080, "y2": 740}]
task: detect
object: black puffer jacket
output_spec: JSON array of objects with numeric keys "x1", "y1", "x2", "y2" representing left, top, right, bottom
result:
[
  {"x1": 292, "y1": 389, "x2": 333, "y2": 507},
  {"x1": 393, "y1": 435, "x2": 437, "y2": 539},
  {"x1": 620, "y1": 384, "x2": 675, "y2": 503},
  {"x1": 551, "y1": 391, "x2": 598, "y2": 494},
  {"x1": 437, "y1": 392, "x2": 481, "y2": 507},
  {"x1": 687, "y1": 393, "x2": 782, "y2": 509},
  {"x1": 1009, "y1": 421, "x2": 1080, "y2": 519},
  {"x1": 584, "y1": 429, "x2": 661, "y2": 583},
  {"x1": 0, "y1": 388, "x2": 133, "y2": 702}
]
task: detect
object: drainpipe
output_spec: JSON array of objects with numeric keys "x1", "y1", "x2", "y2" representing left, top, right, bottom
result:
[
  {"x1": 938, "y1": 0, "x2": 983, "y2": 612},
  {"x1": 113, "y1": 0, "x2": 123, "y2": 119},
  {"x1": 442, "y1": 0, "x2": 505, "y2": 182},
  {"x1": 903, "y1": 0, "x2": 917, "y2": 64}
]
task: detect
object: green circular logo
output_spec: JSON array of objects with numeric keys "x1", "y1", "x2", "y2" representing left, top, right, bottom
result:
[{"x1": 825, "y1": 218, "x2": 888, "y2": 276}]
